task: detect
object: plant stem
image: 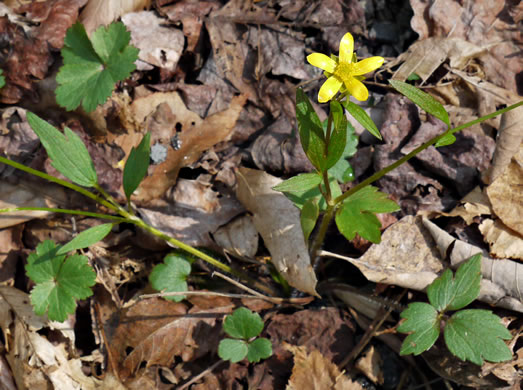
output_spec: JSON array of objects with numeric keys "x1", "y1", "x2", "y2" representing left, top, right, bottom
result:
[
  {"x1": 309, "y1": 204, "x2": 336, "y2": 264},
  {"x1": 322, "y1": 111, "x2": 334, "y2": 202},
  {"x1": 334, "y1": 100, "x2": 523, "y2": 205},
  {"x1": 0, "y1": 155, "x2": 119, "y2": 213},
  {"x1": 0, "y1": 206, "x2": 126, "y2": 222}
]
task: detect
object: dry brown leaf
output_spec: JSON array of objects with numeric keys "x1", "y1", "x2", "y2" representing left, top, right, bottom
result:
[
  {"x1": 479, "y1": 219, "x2": 523, "y2": 260},
  {"x1": 131, "y1": 92, "x2": 246, "y2": 202},
  {"x1": 79, "y1": 0, "x2": 150, "y2": 35},
  {"x1": 0, "y1": 225, "x2": 22, "y2": 284},
  {"x1": 422, "y1": 217, "x2": 523, "y2": 312},
  {"x1": 486, "y1": 146, "x2": 523, "y2": 235},
  {"x1": 355, "y1": 345, "x2": 383, "y2": 385},
  {"x1": 236, "y1": 167, "x2": 318, "y2": 296},
  {"x1": 213, "y1": 215, "x2": 259, "y2": 258},
  {"x1": 484, "y1": 105, "x2": 523, "y2": 184},
  {"x1": 284, "y1": 344, "x2": 362, "y2": 390},
  {"x1": 122, "y1": 11, "x2": 184, "y2": 71}
]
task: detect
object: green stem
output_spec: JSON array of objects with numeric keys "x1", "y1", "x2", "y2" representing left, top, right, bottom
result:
[
  {"x1": 0, "y1": 155, "x2": 119, "y2": 213},
  {"x1": 309, "y1": 204, "x2": 336, "y2": 264},
  {"x1": 0, "y1": 207, "x2": 126, "y2": 222},
  {"x1": 334, "y1": 100, "x2": 523, "y2": 205}
]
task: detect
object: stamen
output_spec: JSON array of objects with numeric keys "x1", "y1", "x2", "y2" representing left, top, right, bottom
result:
[{"x1": 334, "y1": 62, "x2": 353, "y2": 80}]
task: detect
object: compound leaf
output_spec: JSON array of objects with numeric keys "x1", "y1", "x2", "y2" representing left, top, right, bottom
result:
[
  {"x1": 444, "y1": 309, "x2": 512, "y2": 365},
  {"x1": 397, "y1": 302, "x2": 440, "y2": 356},
  {"x1": 149, "y1": 253, "x2": 192, "y2": 302},
  {"x1": 343, "y1": 100, "x2": 382, "y2": 140},
  {"x1": 223, "y1": 307, "x2": 264, "y2": 340},
  {"x1": 389, "y1": 79, "x2": 450, "y2": 127},
  {"x1": 247, "y1": 338, "x2": 272, "y2": 363},
  {"x1": 27, "y1": 112, "x2": 97, "y2": 187},
  {"x1": 218, "y1": 338, "x2": 248, "y2": 363},
  {"x1": 56, "y1": 22, "x2": 138, "y2": 112},
  {"x1": 123, "y1": 132, "x2": 151, "y2": 199},
  {"x1": 26, "y1": 240, "x2": 96, "y2": 322},
  {"x1": 57, "y1": 223, "x2": 113, "y2": 255},
  {"x1": 335, "y1": 186, "x2": 399, "y2": 243}
]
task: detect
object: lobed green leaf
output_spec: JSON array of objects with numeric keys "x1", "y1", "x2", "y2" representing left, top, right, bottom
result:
[
  {"x1": 389, "y1": 79, "x2": 450, "y2": 127},
  {"x1": 397, "y1": 302, "x2": 440, "y2": 356},
  {"x1": 223, "y1": 307, "x2": 264, "y2": 340},
  {"x1": 218, "y1": 338, "x2": 248, "y2": 363},
  {"x1": 444, "y1": 309, "x2": 512, "y2": 365},
  {"x1": 247, "y1": 338, "x2": 273, "y2": 363},
  {"x1": 27, "y1": 112, "x2": 98, "y2": 187},
  {"x1": 149, "y1": 253, "x2": 192, "y2": 302},
  {"x1": 123, "y1": 132, "x2": 151, "y2": 199}
]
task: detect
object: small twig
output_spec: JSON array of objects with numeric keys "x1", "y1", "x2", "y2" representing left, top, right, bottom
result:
[{"x1": 177, "y1": 360, "x2": 224, "y2": 390}]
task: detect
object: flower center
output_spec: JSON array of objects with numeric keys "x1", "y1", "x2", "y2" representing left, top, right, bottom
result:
[{"x1": 334, "y1": 62, "x2": 353, "y2": 81}]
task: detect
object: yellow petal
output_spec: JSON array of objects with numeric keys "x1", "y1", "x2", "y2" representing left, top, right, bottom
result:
[
  {"x1": 351, "y1": 56, "x2": 385, "y2": 76},
  {"x1": 318, "y1": 76, "x2": 342, "y2": 103},
  {"x1": 339, "y1": 33, "x2": 354, "y2": 64},
  {"x1": 344, "y1": 77, "x2": 369, "y2": 101},
  {"x1": 307, "y1": 53, "x2": 336, "y2": 73}
]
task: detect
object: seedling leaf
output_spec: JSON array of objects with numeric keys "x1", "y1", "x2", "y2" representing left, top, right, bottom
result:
[
  {"x1": 435, "y1": 133, "x2": 456, "y2": 147},
  {"x1": 123, "y1": 132, "x2": 151, "y2": 199},
  {"x1": 218, "y1": 338, "x2": 248, "y2": 363},
  {"x1": 326, "y1": 101, "x2": 347, "y2": 169},
  {"x1": 57, "y1": 223, "x2": 113, "y2": 255},
  {"x1": 27, "y1": 112, "x2": 97, "y2": 187},
  {"x1": 397, "y1": 302, "x2": 439, "y2": 356},
  {"x1": 296, "y1": 88, "x2": 327, "y2": 172},
  {"x1": 444, "y1": 309, "x2": 512, "y2": 365},
  {"x1": 428, "y1": 254, "x2": 482, "y2": 311},
  {"x1": 389, "y1": 80, "x2": 450, "y2": 127},
  {"x1": 343, "y1": 100, "x2": 382, "y2": 140},
  {"x1": 247, "y1": 338, "x2": 273, "y2": 363},
  {"x1": 26, "y1": 240, "x2": 96, "y2": 322},
  {"x1": 223, "y1": 307, "x2": 264, "y2": 340},
  {"x1": 272, "y1": 173, "x2": 322, "y2": 193},
  {"x1": 335, "y1": 186, "x2": 399, "y2": 243},
  {"x1": 56, "y1": 22, "x2": 138, "y2": 112},
  {"x1": 149, "y1": 253, "x2": 192, "y2": 302}
]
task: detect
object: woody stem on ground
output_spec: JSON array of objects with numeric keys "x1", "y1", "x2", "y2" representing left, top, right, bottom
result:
[{"x1": 308, "y1": 100, "x2": 523, "y2": 263}]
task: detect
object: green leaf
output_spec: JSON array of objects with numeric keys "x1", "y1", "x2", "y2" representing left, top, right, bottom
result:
[
  {"x1": 123, "y1": 132, "x2": 151, "y2": 199},
  {"x1": 296, "y1": 88, "x2": 327, "y2": 172},
  {"x1": 27, "y1": 112, "x2": 98, "y2": 187},
  {"x1": 56, "y1": 22, "x2": 139, "y2": 112},
  {"x1": 223, "y1": 307, "x2": 264, "y2": 340},
  {"x1": 0, "y1": 69, "x2": 5, "y2": 88},
  {"x1": 57, "y1": 223, "x2": 113, "y2": 255},
  {"x1": 406, "y1": 73, "x2": 421, "y2": 81},
  {"x1": 327, "y1": 120, "x2": 358, "y2": 183},
  {"x1": 272, "y1": 173, "x2": 322, "y2": 193},
  {"x1": 335, "y1": 186, "x2": 399, "y2": 243},
  {"x1": 282, "y1": 175, "x2": 341, "y2": 211},
  {"x1": 397, "y1": 302, "x2": 440, "y2": 356},
  {"x1": 343, "y1": 100, "x2": 382, "y2": 140},
  {"x1": 444, "y1": 309, "x2": 512, "y2": 365},
  {"x1": 301, "y1": 198, "x2": 319, "y2": 242},
  {"x1": 247, "y1": 338, "x2": 272, "y2": 363},
  {"x1": 218, "y1": 338, "x2": 248, "y2": 363},
  {"x1": 435, "y1": 133, "x2": 456, "y2": 147},
  {"x1": 26, "y1": 240, "x2": 96, "y2": 322},
  {"x1": 326, "y1": 101, "x2": 347, "y2": 169},
  {"x1": 389, "y1": 79, "x2": 450, "y2": 127},
  {"x1": 427, "y1": 254, "x2": 482, "y2": 312},
  {"x1": 149, "y1": 253, "x2": 192, "y2": 302}
]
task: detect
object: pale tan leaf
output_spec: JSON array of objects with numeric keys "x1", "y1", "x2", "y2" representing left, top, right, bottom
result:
[
  {"x1": 486, "y1": 146, "x2": 523, "y2": 235},
  {"x1": 236, "y1": 168, "x2": 318, "y2": 296},
  {"x1": 79, "y1": 0, "x2": 151, "y2": 35},
  {"x1": 213, "y1": 215, "x2": 259, "y2": 258},
  {"x1": 284, "y1": 343, "x2": 362, "y2": 390},
  {"x1": 355, "y1": 345, "x2": 383, "y2": 385},
  {"x1": 479, "y1": 219, "x2": 523, "y2": 260}
]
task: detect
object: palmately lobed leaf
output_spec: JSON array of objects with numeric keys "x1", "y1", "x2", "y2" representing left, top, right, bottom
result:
[
  {"x1": 149, "y1": 253, "x2": 191, "y2": 302},
  {"x1": 444, "y1": 309, "x2": 512, "y2": 365},
  {"x1": 223, "y1": 307, "x2": 264, "y2": 340},
  {"x1": 397, "y1": 302, "x2": 440, "y2": 356},
  {"x1": 218, "y1": 338, "x2": 248, "y2": 363},
  {"x1": 247, "y1": 338, "x2": 272, "y2": 363},
  {"x1": 56, "y1": 22, "x2": 138, "y2": 113}
]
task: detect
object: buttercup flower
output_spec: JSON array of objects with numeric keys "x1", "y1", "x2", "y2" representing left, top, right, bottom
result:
[{"x1": 307, "y1": 33, "x2": 384, "y2": 103}]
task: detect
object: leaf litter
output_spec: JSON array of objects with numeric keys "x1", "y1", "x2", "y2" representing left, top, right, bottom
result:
[{"x1": 0, "y1": 0, "x2": 521, "y2": 388}]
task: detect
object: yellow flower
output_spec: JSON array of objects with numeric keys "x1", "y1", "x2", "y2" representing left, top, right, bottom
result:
[{"x1": 307, "y1": 33, "x2": 384, "y2": 103}]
